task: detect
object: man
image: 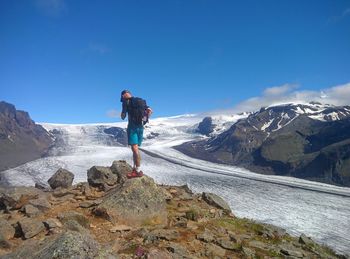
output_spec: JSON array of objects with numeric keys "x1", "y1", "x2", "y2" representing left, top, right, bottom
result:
[{"x1": 120, "y1": 90, "x2": 152, "y2": 178}]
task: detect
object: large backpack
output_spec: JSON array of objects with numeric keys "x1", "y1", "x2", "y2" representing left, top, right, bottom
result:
[{"x1": 128, "y1": 97, "x2": 147, "y2": 126}]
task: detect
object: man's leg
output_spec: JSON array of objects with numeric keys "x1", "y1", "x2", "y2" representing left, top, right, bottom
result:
[{"x1": 131, "y1": 144, "x2": 141, "y2": 169}]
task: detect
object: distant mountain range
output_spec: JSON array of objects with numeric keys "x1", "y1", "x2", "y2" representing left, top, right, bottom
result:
[
  {"x1": 0, "y1": 101, "x2": 53, "y2": 171},
  {"x1": 176, "y1": 102, "x2": 350, "y2": 187}
]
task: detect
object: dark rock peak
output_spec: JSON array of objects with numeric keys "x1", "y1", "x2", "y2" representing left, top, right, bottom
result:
[{"x1": 197, "y1": 116, "x2": 216, "y2": 136}]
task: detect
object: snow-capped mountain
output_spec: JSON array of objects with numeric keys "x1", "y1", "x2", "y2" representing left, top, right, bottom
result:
[
  {"x1": 248, "y1": 102, "x2": 350, "y2": 134},
  {"x1": 176, "y1": 102, "x2": 350, "y2": 187}
]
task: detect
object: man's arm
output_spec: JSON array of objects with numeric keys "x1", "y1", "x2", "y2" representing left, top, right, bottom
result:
[{"x1": 121, "y1": 100, "x2": 127, "y2": 120}]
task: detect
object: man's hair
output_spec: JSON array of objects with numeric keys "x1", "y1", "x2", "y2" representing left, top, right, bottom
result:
[{"x1": 120, "y1": 90, "x2": 131, "y2": 102}]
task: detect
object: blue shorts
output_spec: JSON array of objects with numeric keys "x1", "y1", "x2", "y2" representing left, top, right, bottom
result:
[{"x1": 127, "y1": 126, "x2": 144, "y2": 146}]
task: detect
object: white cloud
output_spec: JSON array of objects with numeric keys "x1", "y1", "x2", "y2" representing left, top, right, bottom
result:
[
  {"x1": 263, "y1": 83, "x2": 298, "y2": 96},
  {"x1": 106, "y1": 109, "x2": 119, "y2": 118},
  {"x1": 206, "y1": 82, "x2": 350, "y2": 116},
  {"x1": 35, "y1": 0, "x2": 67, "y2": 17},
  {"x1": 233, "y1": 82, "x2": 350, "y2": 113}
]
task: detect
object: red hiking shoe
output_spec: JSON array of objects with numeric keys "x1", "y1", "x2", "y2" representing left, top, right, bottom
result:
[{"x1": 127, "y1": 170, "x2": 144, "y2": 179}]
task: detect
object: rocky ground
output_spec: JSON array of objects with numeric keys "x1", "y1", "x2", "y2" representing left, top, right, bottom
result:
[{"x1": 0, "y1": 160, "x2": 347, "y2": 259}]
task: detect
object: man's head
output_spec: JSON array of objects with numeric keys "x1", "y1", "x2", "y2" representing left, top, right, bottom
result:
[{"x1": 120, "y1": 90, "x2": 132, "y2": 102}]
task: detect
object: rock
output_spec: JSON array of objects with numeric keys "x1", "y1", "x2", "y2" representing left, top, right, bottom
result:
[
  {"x1": 2, "y1": 231, "x2": 116, "y2": 259},
  {"x1": 110, "y1": 160, "x2": 133, "y2": 184},
  {"x1": 259, "y1": 224, "x2": 286, "y2": 238},
  {"x1": 173, "y1": 216, "x2": 188, "y2": 228},
  {"x1": 43, "y1": 218, "x2": 63, "y2": 229},
  {"x1": 248, "y1": 240, "x2": 270, "y2": 251},
  {"x1": 204, "y1": 243, "x2": 226, "y2": 257},
  {"x1": 169, "y1": 189, "x2": 177, "y2": 194},
  {"x1": 0, "y1": 218, "x2": 15, "y2": 239},
  {"x1": 202, "y1": 192, "x2": 231, "y2": 213},
  {"x1": 0, "y1": 233, "x2": 11, "y2": 249},
  {"x1": 109, "y1": 224, "x2": 132, "y2": 232},
  {"x1": 216, "y1": 237, "x2": 241, "y2": 251},
  {"x1": 299, "y1": 233, "x2": 315, "y2": 246},
  {"x1": 87, "y1": 165, "x2": 118, "y2": 190},
  {"x1": 166, "y1": 242, "x2": 190, "y2": 258},
  {"x1": 28, "y1": 197, "x2": 51, "y2": 211},
  {"x1": 280, "y1": 244, "x2": 304, "y2": 258},
  {"x1": 57, "y1": 211, "x2": 89, "y2": 228},
  {"x1": 21, "y1": 204, "x2": 41, "y2": 217},
  {"x1": 242, "y1": 246, "x2": 255, "y2": 258},
  {"x1": 34, "y1": 182, "x2": 48, "y2": 191},
  {"x1": 196, "y1": 229, "x2": 215, "y2": 243},
  {"x1": 94, "y1": 176, "x2": 168, "y2": 225},
  {"x1": 81, "y1": 182, "x2": 92, "y2": 197},
  {"x1": 79, "y1": 201, "x2": 97, "y2": 208},
  {"x1": 52, "y1": 188, "x2": 75, "y2": 198},
  {"x1": 63, "y1": 220, "x2": 89, "y2": 234},
  {"x1": 17, "y1": 218, "x2": 45, "y2": 239},
  {"x1": 0, "y1": 186, "x2": 45, "y2": 211},
  {"x1": 143, "y1": 229, "x2": 180, "y2": 244},
  {"x1": 48, "y1": 168, "x2": 74, "y2": 189},
  {"x1": 74, "y1": 195, "x2": 86, "y2": 201},
  {"x1": 147, "y1": 248, "x2": 173, "y2": 259}
]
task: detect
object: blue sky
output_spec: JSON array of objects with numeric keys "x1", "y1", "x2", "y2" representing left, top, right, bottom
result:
[{"x1": 1, "y1": 0, "x2": 350, "y2": 123}]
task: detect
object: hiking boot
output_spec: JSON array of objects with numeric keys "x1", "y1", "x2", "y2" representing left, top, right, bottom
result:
[{"x1": 127, "y1": 170, "x2": 144, "y2": 179}]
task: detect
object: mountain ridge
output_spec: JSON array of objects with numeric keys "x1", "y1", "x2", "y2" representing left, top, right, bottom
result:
[
  {"x1": 176, "y1": 102, "x2": 350, "y2": 187},
  {"x1": 0, "y1": 101, "x2": 54, "y2": 172}
]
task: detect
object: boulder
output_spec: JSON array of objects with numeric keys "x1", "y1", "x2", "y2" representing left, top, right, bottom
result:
[
  {"x1": 280, "y1": 243, "x2": 304, "y2": 258},
  {"x1": 20, "y1": 204, "x2": 41, "y2": 217},
  {"x1": 299, "y1": 233, "x2": 315, "y2": 246},
  {"x1": 110, "y1": 160, "x2": 133, "y2": 184},
  {"x1": 48, "y1": 168, "x2": 74, "y2": 189},
  {"x1": 0, "y1": 186, "x2": 45, "y2": 211},
  {"x1": 28, "y1": 197, "x2": 51, "y2": 211},
  {"x1": 87, "y1": 166, "x2": 118, "y2": 190},
  {"x1": 0, "y1": 218, "x2": 15, "y2": 239},
  {"x1": 202, "y1": 192, "x2": 232, "y2": 213},
  {"x1": 16, "y1": 218, "x2": 45, "y2": 239},
  {"x1": 94, "y1": 176, "x2": 168, "y2": 226},
  {"x1": 2, "y1": 231, "x2": 116, "y2": 259},
  {"x1": 43, "y1": 218, "x2": 63, "y2": 229},
  {"x1": 57, "y1": 211, "x2": 90, "y2": 228},
  {"x1": 196, "y1": 229, "x2": 215, "y2": 243}
]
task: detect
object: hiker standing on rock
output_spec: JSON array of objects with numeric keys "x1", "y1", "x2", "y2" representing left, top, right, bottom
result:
[{"x1": 120, "y1": 90, "x2": 152, "y2": 178}]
